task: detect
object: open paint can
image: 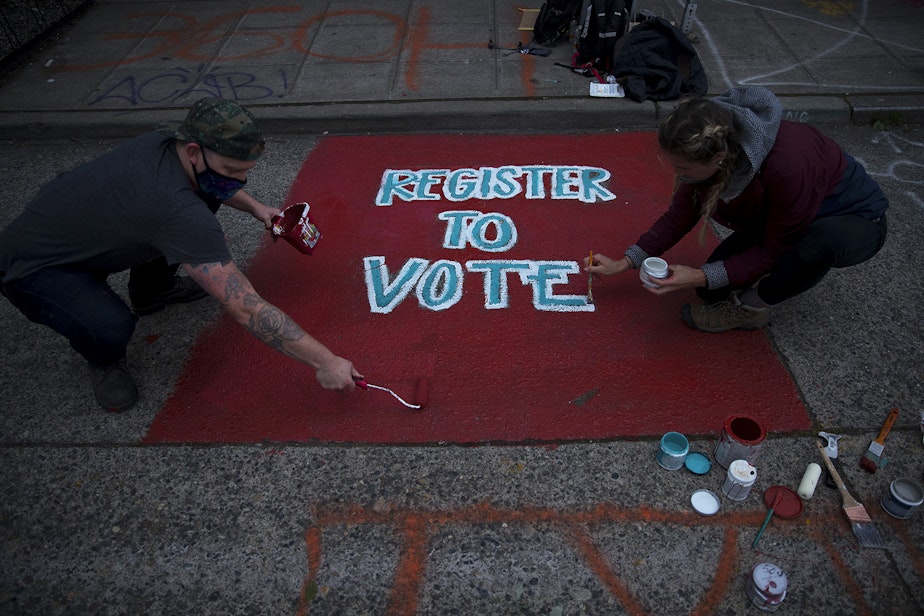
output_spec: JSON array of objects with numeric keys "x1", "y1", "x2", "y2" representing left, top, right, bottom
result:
[
  {"x1": 657, "y1": 431, "x2": 689, "y2": 471},
  {"x1": 722, "y1": 459, "x2": 757, "y2": 501},
  {"x1": 640, "y1": 257, "x2": 669, "y2": 288},
  {"x1": 746, "y1": 562, "x2": 788, "y2": 611},
  {"x1": 714, "y1": 414, "x2": 766, "y2": 469},
  {"x1": 881, "y1": 477, "x2": 924, "y2": 519},
  {"x1": 271, "y1": 202, "x2": 322, "y2": 254}
]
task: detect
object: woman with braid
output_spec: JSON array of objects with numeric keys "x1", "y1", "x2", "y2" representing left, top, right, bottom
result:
[{"x1": 585, "y1": 86, "x2": 888, "y2": 332}]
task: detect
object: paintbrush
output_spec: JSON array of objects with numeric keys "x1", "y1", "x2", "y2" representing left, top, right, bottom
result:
[
  {"x1": 752, "y1": 489, "x2": 783, "y2": 548},
  {"x1": 587, "y1": 250, "x2": 594, "y2": 304},
  {"x1": 815, "y1": 440, "x2": 884, "y2": 549},
  {"x1": 860, "y1": 407, "x2": 899, "y2": 474}
]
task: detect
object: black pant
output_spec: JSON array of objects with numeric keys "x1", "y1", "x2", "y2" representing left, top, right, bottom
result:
[
  {"x1": 127, "y1": 256, "x2": 179, "y2": 299},
  {"x1": 697, "y1": 214, "x2": 887, "y2": 306}
]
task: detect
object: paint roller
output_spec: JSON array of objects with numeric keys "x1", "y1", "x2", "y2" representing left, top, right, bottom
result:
[{"x1": 354, "y1": 377, "x2": 429, "y2": 410}]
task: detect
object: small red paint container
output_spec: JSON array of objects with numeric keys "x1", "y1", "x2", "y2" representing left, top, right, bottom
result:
[
  {"x1": 271, "y1": 202, "x2": 321, "y2": 255},
  {"x1": 714, "y1": 414, "x2": 766, "y2": 469}
]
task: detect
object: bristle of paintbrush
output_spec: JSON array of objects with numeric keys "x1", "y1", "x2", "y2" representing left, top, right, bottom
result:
[
  {"x1": 846, "y1": 504, "x2": 885, "y2": 548},
  {"x1": 816, "y1": 440, "x2": 885, "y2": 549},
  {"x1": 859, "y1": 455, "x2": 878, "y2": 474}
]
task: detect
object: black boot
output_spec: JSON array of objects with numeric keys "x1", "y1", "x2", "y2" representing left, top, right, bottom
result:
[{"x1": 89, "y1": 358, "x2": 138, "y2": 412}]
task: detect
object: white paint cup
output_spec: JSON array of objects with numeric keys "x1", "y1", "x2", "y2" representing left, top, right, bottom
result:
[
  {"x1": 746, "y1": 562, "x2": 788, "y2": 611},
  {"x1": 722, "y1": 459, "x2": 757, "y2": 501},
  {"x1": 640, "y1": 257, "x2": 669, "y2": 288}
]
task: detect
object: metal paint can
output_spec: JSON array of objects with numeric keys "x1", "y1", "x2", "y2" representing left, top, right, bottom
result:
[
  {"x1": 880, "y1": 477, "x2": 924, "y2": 519},
  {"x1": 271, "y1": 202, "x2": 322, "y2": 255},
  {"x1": 714, "y1": 414, "x2": 766, "y2": 469},
  {"x1": 656, "y1": 431, "x2": 689, "y2": 470},
  {"x1": 721, "y1": 459, "x2": 757, "y2": 501},
  {"x1": 746, "y1": 562, "x2": 788, "y2": 611}
]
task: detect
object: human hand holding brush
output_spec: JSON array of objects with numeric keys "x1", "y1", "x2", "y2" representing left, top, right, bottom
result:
[
  {"x1": 582, "y1": 253, "x2": 705, "y2": 295},
  {"x1": 583, "y1": 252, "x2": 632, "y2": 276}
]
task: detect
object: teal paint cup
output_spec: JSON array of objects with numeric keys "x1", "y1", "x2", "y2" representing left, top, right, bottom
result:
[{"x1": 657, "y1": 431, "x2": 689, "y2": 470}]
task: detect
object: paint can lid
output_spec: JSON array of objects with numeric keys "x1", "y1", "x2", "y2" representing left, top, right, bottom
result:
[
  {"x1": 764, "y1": 485, "x2": 803, "y2": 519},
  {"x1": 690, "y1": 489, "x2": 720, "y2": 515},
  {"x1": 685, "y1": 452, "x2": 711, "y2": 475},
  {"x1": 751, "y1": 562, "x2": 788, "y2": 597},
  {"x1": 729, "y1": 459, "x2": 757, "y2": 485}
]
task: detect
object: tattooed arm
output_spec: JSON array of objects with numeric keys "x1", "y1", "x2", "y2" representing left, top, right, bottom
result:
[{"x1": 183, "y1": 260, "x2": 361, "y2": 390}]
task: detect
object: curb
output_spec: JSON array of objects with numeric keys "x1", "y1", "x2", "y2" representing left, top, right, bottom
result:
[{"x1": 0, "y1": 95, "x2": 919, "y2": 140}]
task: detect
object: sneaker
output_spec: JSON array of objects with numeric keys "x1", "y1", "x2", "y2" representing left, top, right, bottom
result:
[
  {"x1": 681, "y1": 294, "x2": 770, "y2": 333},
  {"x1": 130, "y1": 275, "x2": 208, "y2": 316},
  {"x1": 89, "y1": 359, "x2": 138, "y2": 412}
]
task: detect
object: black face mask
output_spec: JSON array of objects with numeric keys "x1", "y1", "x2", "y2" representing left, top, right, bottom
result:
[{"x1": 196, "y1": 150, "x2": 246, "y2": 200}]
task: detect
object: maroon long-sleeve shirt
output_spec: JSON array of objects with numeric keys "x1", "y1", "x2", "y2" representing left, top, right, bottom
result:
[{"x1": 636, "y1": 120, "x2": 846, "y2": 288}]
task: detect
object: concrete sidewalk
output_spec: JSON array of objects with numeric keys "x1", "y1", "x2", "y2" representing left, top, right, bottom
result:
[{"x1": 0, "y1": 0, "x2": 921, "y2": 138}]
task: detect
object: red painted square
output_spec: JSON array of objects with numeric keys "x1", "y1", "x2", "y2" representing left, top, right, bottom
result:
[{"x1": 143, "y1": 134, "x2": 809, "y2": 444}]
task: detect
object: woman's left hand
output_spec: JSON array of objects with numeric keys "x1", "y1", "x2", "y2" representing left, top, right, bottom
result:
[{"x1": 644, "y1": 264, "x2": 707, "y2": 295}]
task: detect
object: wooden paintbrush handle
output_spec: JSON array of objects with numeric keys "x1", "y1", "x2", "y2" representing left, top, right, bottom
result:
[
  {"x1": 816, "y1": 440, "x2": 862, "y2": 509},
  {"x1": 874, "y1": 407, "x2": 900, "y2": 444}
]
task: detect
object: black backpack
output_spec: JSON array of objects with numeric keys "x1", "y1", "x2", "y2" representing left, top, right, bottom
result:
[
  {"x1": 611, "y1": 16, "x2": 708, "y2": 101},
  {"x1": 533, "y1": 0, "x2": 582, "y2": 46},
  {"x1": 574, "y1": 0, "x2": 634, "y2": 70}
]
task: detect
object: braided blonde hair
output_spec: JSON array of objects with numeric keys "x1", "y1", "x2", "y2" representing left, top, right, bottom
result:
[{"x1": 658, "y1": 99, "x2": 740, "y2": 243}]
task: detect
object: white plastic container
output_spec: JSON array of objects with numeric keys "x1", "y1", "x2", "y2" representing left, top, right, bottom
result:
[
  {"x1": 881, "y1": 477, "x2": 924, "y2": 519},
  {"x1": 656, "y1": 431, "x2": 689, "y2": 471},
  {"x1": 721, "y1": 459, "x2": 757, "y2": 501},
  {"x1": 746, "y1": 562, "x2": 788, "y2": 611},
  {"x1": 640, "y1": 257, "x2": 669, "y2": 288}
]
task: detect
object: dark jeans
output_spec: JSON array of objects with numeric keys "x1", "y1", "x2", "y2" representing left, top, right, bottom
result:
[
  {"x1": 1, "y1": 267, "x2": 138, "y2": 366},
  {"x1": 127, "y1": 256, "x2": 180, "y2": 300},
  {"x1": 697, "y1": 214, "x2": 888, "y2": 305}
]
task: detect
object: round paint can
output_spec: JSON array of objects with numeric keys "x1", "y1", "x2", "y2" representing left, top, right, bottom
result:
[
  {"x1": 722, "y1": 459, "x2": 757, "y2": 501},
  {"x1": 657, "y1": 431, "x2": 689, "y2": 471},
  {"x1": 714, "y1": 414, "x2": 766, "y2": 469},
  {"x1": 880, "y1": 477, "x2": 924, "y2": 519},
  {"x1": 640, "y1": 257, "x2": 669, "y2": 288},
  {"x1": 746, "y1": 562, "x2": 788, "y2": 611}
]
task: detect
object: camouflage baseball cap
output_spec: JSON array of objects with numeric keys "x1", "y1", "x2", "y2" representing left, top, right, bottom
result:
[{"x1": 174, "y1": 97, "x2": 265, "y2": 161}]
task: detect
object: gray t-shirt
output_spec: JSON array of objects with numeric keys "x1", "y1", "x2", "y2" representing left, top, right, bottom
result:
[{"x1": 0, "y1": 131, "x2": 232, "y2": 284}]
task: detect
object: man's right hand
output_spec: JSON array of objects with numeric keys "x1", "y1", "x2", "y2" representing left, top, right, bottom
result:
[{"x1": 316, "y1": 355, "x2": 363, "y2": 391}]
